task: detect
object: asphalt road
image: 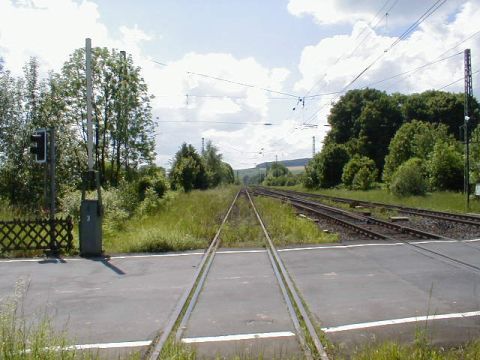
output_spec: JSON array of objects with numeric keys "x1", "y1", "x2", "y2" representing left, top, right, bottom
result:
[
  {"x1": 182, "y1": 250, "x2": 302, "y2": 359},
  {"x1": 1, "y1": 239, "x2": 480, "y2": 358},
  {"x1": 279, "y1": 239, "x2": 480, "y2": 355}
]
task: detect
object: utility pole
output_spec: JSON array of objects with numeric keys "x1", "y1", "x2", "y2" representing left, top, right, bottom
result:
[
  {"x1": 49, "y1": 128, "x2": 57, "y2": 252},
  {"x1": 312, "y1": 136, "x2": 316, "y2": 157},
  {"x1": 464, "y1": 48, "x2": 473, "y2": 210},
  {"x1": 275, "y1": 154, "x2": 278, "y2": 163},
  {"x1": 201, "y1": 137, "x2": 205, "y2": 155},
  {"x1": 86, "y1": 38, "x2": 94, "y2": 171}
]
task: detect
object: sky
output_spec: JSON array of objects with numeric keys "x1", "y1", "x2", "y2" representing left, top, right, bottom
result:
[{"x1": 1, "y1": 0, "x2": 479, "y2": 169}]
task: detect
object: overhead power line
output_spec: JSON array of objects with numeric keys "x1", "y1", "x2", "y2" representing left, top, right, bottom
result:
[
  {"x1": 155, "y1": 120, "x2": 275, "y2": 126},
  {"x1": 304, "y1": 0, "x2": 449, "y2": 125},
  {"x1": 152, "y1": 59, "x2": 299, "y2": 98}
]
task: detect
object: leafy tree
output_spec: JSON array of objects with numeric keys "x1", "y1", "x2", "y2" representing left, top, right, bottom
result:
[
  {"x1": 390, "y1": 158, "x2": 428, "y2": 197},
  {"x1": 268, "y1": 162, "x2": 289, "y2": 178},
  {"x1": 170, "y1": 143, "x2": 208, "y2": 192},
  {"x1": 202, "y1": 141, "x2": 223, "y2": 187},
  {"x1": 220, "y1": 162, "x2": 235, "y2": 185},
  {"x1": 427, "y1": 141, "x2": 463, "y2": 191},
  {"x1": 383, "y1": 120, "x2": 450, "y2": 183},
  {"x1": 60, "y1": 47, "x2": 155, "y2": 186},
  {"x1": 304, "y1": 144, "x2": 349, "y2": 188},
  {"x1": 325, "y1": 88, "x2": 403, "y2": 172},
  {"x1": 342, "y1": 155, "x2": 377, "y2": 190},
  {"x1": 401, "y1": 91, "x2": 479, "y2": 138}
]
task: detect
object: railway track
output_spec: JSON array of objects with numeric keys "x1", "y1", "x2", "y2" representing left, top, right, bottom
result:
[
  {"x1": 265, "y1": 187, "x2": 480, "y2": 227},
  {"x1": 253, "y1": 187, "x2": 446, "y2": 242},
  {"x1": 253, "y1": 187, "x2": 480, "y2": 274},
  {"x1": 145, "y1": 188, "x2": 329, "y2": 360}
]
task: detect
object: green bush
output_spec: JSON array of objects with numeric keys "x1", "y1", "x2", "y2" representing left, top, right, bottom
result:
[
  {"x1": 342, "y1": 155, "x2": 378, "y2": 189},
  {"x1": 390, "y1": 158, "x2": 428, "y2": 197},
  {"x1": 352, "y1": 166, "x2": 376, "y2": 190},
  {"x1": 428, "y1": 140, "x2": 463, "y2": 191}
]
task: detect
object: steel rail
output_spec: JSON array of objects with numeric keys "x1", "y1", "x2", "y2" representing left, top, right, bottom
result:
[
  {"x1": 269, "y1": 187, "x2": 480, "y2": 227},
  {"x1": 254, "y1": 187, "x2": 480, "y2": 274},
  {"x1": 255, "y1": 187, "x2": 445, "y2": 241},
  {"x1": 246, "y1": 189, "x2": 330, "y2": 360},
  {"x1": 145, "y1": 190, "x2": 240, "y2": 360}
]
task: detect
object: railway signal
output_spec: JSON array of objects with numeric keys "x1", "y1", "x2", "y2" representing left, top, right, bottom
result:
[{"x1": 30, "y1": 129, "x2": 47, "y2": 163}]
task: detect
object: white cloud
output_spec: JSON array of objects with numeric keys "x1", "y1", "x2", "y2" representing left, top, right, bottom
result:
[
  {"x1": 294, "y1": 0, "x2": 480, "y2": 127},
  {"x1": 287, "y1": 0, "x2": 468, "y2": 26}
]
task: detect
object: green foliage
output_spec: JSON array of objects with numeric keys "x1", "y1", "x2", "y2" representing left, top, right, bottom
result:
[
  {"x1": 427, "y1": 141, "x2": 463, "y2": 191},
  {"x1": 202, "y1": 141, "x2": 235, "y2": 187},
  {"x1": 390, "y1": 158, "x2": 428, "y2": 197},
  {"x1": 103, "y1": 186, "x2": 238, "y2": 253},
  {"x1": 262, "y1": 162, "x2": 300, "y2": 187},
  {"x1": 0, "y1": 51, "x2": 155, "y2": 210},
  {"x1": 303, "y1": 144, "x2": 349, "y2": 188},
  {"x1": 342, "y1": 155, "x2": 378, "y2": 190},
  {"x1": 383, "y1": 120, "x2": 450, "y2": 183},
  {"x1": 170, "y1": 143, "x2": 208, "y2": 192}
]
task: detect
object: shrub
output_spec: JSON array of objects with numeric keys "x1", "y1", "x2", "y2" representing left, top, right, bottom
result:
[
  {"x1": 352, "y1": 166, "x2": 376, "y2": 190},
  {"x1": 428, "y1": 140, "x2": 463, "y2": 191},
  {"x1": 342, "y1": 155, "x2": 378, "y2": 189},
  {"x1": 390, "y1": 158, "x2": 428, "y2": 197}
]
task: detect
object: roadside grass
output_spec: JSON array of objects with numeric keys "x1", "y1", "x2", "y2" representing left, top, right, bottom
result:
[
  {"x1": 252, "y1": 195, "x2": 338, "y2": 246},
  {"x1": 283, "y1": 185, "x2": 480, "y2": 214},
  {"x1": 103, "y1": 186, "x2": 239, "y2": 253},
  {"x1": 350, "y1": 335, "x2": 480, "y2": 360}
]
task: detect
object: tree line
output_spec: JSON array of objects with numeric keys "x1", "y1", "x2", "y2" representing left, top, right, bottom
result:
[
  {"x1": 0, "y1": 51, "x2": 234, "y2": 213},
  {"x1": 303, "y1": 88, "x2": 480, "y2": 196}
]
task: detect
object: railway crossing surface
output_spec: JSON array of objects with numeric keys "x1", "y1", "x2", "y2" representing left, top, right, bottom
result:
[{"x1": 1, "y1": 239, "x2": 480, "y2": 358}]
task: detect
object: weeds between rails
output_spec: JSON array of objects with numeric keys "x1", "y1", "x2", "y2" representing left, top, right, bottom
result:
[{"x1": 145, "y1": 188, "x2": 330, "y2": 360}]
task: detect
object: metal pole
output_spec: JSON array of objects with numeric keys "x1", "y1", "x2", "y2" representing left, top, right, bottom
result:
[
  {"x1": 49, "y1": 127, "x2": 57, "y2": 252},
  {"x1": 86, "y1": 38, "x2": 93, "y2": 171},
  {"x1": 464, "y1": 49, "x2": 472, "y2": 210},
  {"x1": 312, "y1": 136, "x2": 315, "y2": 157},
  {"x1": 202, "y1": 137, "x2": 205, "y2": 155}
]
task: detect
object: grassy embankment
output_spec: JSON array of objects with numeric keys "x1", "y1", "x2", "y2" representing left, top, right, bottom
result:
[
  {"x1": 283, "y1": 185, "x2": 480, "y2": 214},
  {"x1": 102, "y1": 186, "x2": 239, "y2": 253}
]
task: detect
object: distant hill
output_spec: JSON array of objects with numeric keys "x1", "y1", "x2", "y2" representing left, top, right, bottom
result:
[
  {"x1": 254, "y1": 158, "x2": 310, "y2": 169},
  {"x1": 235, "y1": 158, "x2": 310, "y2": 180}
]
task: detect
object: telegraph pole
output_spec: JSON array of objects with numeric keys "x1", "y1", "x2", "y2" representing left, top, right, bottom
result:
[
  {"x1": 312, "y1": 136, "x2": 316, "y2": 157},
  {"x1": 201, "y1": 137, "x2": 205, "y2": 155},
  {"x1": 86, "y1": 38, "x2": 94, "y2": 171},
  {"x1": 464, "y1": 49, "x2": 473, "y2": 210}
]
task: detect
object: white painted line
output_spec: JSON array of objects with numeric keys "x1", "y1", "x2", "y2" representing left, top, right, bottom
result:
[
  {"x1": 278, "y1": 243, "x2": 404, "y2": 252},
  {"x1": 66, "y1": 340, "x2": 152, "y2": 350},
  {"x1": 410, "y1": 240, "x2": 459, "y2": 245},
  {"x1": 322, "y1": 310, "x2": 480, "y2": 333},
  {"x1": 464, "y1": 239, "x2": 480, "y2": 243},
  {"x1": 217, "y1": 249, "x2": 266, "y2": 254},
  {"x1": 111, "y1": 252, "x2": 204, "y2": 259},
  {"x1": 182, "y1": 331, "x2": 296, "y2": 344}
]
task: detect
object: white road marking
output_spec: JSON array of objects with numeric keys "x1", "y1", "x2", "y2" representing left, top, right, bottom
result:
[
  {"x1": 65, "y1": 340, "x2": 152, "y2": 350},
  {"x1": 278, "y1": 243, "x2": 404, "y2": 252},
  {"x1": 217, "y1": 250, "x2": 266, "y2": 254},
  {"x1": 181, "y1": 331, "x2": 296, "y2": 344},
  {"x1": 322, "y1": 310, "x2": 480, "y2": 333}
]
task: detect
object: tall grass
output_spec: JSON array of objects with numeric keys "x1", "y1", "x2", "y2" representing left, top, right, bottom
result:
[
  {"x1": 253, "y1": 196, "x2": 338, "y2": 246},
  {"x1": 285, "y1": 185, "x2": 480, "y2": 214},
  {"x1": 103, "y1": 186, "x2": 239, "y2": 253}
]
